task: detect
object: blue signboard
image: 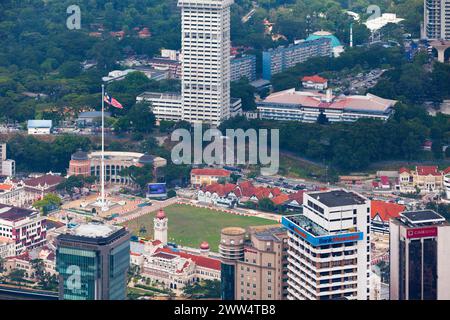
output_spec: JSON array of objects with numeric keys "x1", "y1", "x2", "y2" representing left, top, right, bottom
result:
[
  {"x1": 282, "y1": 216, "x2": 363, "y2": 247},
  {"x1": 147, "y1": 183, "x2": 168, "y2": 199}
]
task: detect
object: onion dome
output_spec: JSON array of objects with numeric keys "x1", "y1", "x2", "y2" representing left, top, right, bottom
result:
[
  {"x1": 71, "y1": 149, "x2": 88, "y2": 161},
  {"x1": 200, "y1": 241, "x2": 210, "y2": 250},
  {"x1": 138, "y1": 154, "x2": 155, "y2": 165},
  {"x1": 156, "y1": 209, "x2": 166, "y2": 220}
]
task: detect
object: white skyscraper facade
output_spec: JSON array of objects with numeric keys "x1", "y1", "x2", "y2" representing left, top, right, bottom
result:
[
  {"x1": 282, "y1": 189, "x2": 371, "y2": 300},
  {"x1": 424, "y1": 0, "x2": 450, "y2": 40},
  {"x1": 178, "y1": 0, "x2": 233, "y2": 126}
]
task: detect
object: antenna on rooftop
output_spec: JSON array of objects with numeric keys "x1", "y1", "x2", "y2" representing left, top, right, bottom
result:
[{"x1": 350, "y1": 23, "x2": 353, "y2": 48}]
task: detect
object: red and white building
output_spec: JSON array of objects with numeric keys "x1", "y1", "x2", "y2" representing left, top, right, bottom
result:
[
  {"x1": 131, "y1": 240, "x2": 221, "y2": 293},
  {"x1": 397, "y1": 166, "x2": 449, "y2": 193},
  {"x1": 0, "y1": 204, "x2": 46, "y2": 256},
  {"x1": 197, "y1": 180, "x2": 304, "y2": 210},
  {"x1": 4, "y1": 245, "x2": 56, "y2": 279},
  {"x1": 301, "y1": 75, "x2": 328, "y2": 90},
  {"x1": 190, "y1": 168, "x2": 231, "y2": 186},
  {"x1": 21, "y1": 174, "x2": 65, "y2": 200}
]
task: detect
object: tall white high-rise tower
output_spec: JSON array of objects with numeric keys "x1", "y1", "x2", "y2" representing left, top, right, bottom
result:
[
  {"x1": 424, "y1": 0, "x2": 450, "y2": 40},
  {"x1": 178, "y1": 0, "x2": 233, "y2": 126}
]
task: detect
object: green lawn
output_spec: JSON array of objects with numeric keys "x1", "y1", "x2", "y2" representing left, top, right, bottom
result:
[{"x1": 122, "y1": 204, "x2": 276, "y2": 252}]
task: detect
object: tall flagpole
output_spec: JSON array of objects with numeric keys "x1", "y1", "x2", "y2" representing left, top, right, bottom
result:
[{"x1": 101, "y1": 84, "x2": 106, "y2": 212}]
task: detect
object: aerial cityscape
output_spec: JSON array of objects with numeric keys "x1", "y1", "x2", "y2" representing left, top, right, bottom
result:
[{"x1": 0, "y1": 0, "x2": 450, "y2": 308}]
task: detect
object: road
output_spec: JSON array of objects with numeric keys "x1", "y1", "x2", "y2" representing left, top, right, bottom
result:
[
  {"x1": 0, "y1": 286, "x2": 58, "y2": 300},
  {"x1": 114, "y1": 197, "x2": 179, "y2": 223}
]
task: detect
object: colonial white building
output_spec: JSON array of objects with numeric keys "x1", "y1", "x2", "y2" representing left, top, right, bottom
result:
[
  {"x1": 131, "y1": 240, "x2": 221, "y2": 293},
  {"x1": 137, "y1": 92, "x2": 241, "y2": 122},
  {"x1": 136, "y1": 92, "x2": 182, "y2": 121},
  {"x1": 257, "y1": 89, "x2": 397, "y2": 123},
  {"x1": 178, "y1": 0, "x2": 233, "y2": 125}
]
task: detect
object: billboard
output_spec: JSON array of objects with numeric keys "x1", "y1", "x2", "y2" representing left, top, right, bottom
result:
[
  {"x1": 406, "y1": 227, "x2": 437, "y2": 239},
  {"x1": 147, "y1": 183, "x2": 168, "y2": 199},
  {"x1": 282, "y1": 216, "x2": 363, "y2": 247}
]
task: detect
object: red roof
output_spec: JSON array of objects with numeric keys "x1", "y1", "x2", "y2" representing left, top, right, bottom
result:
[
  {"x1": 371, "y1": 200, "x2": 406, "y2": 221},
  {"x1": 288, "y1": 191, "x2": 304, "y2": 203},
  {"x1": 191, "y1": 168, "x2": 231, "y2": 177},
  {"x1": 272, "y1": 194, "x2": 290, "y2": 205},
  {"x1": 399, "y1": 167, "x2": 410, "y2": 174},
  {"x1": 237, "y1": 181, "x2": 256, "y2": 197},
  {"x1": 253, "y1": 187, "x2": 272, "y2": 200},
  {"x1": 302, "y1": 75, "x2": 328, "y2": 84},
  {"x1": 416, "y1": 166, "x2": 441, "y2": 176},
  {"x1": 380, "y1": 176, "x2": 390, "y2": 186},
  {"x1": 0, "y1": 184, "x2": 12, "y2": 191},
  {"x1": 158, "y1": 247, "x2": 221, "y2": 271},
  {"x1": 442, "y1": 167, "x2": 450, "y2": 175},
  {"x1": 24, "y1": 174, "x2": 64, "y2": 188},
  {"x1": 271, "y1": 188, "x2": 282, "y2": 196},
  {"x1": 203, "y1": 183, "x2": 236, "y2": 197}
]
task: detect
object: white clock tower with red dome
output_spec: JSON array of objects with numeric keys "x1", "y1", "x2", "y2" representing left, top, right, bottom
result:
[{"x1": 154, "y1": 209, "x2": 168, "y2": 245}]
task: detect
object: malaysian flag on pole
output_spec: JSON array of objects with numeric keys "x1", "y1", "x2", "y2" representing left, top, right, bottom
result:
[{"x1": 104, "y1": 93, "x2": 123, "y2": 109}]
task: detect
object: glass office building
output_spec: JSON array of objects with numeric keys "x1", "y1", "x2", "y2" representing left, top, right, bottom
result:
[
  {"x1": 390, "y1": 210, "x2": 450, "y2": 300},
  {"x1": 56, "y1": 223, "x2": 131, "y2": 300}
]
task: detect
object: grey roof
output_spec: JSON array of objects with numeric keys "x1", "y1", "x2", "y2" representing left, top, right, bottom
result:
[
  {"x1": 309, "y1": 190, "x2": 367, "y2": 207},
  {"x1": 286, "y1": 214, "x2": 328, "y2": 236},
  {"x1": 401, "y1": 210, "x2": 445, "y2": 224},
  {"x1": 78, "y1": 111, "x2": 111, "y2": 119},
  {"x1": 254, "y1": 227, "x2": 286, "y2": 242},
  {"x1": 71, "y1": 149, "x2": 88, "y2": 161},
  {"x1": 139, "y1": 154, "x2": 156, "y2": 164},
  {"x1": 27, "y1": 120, "x2": 52, "y2": 128}
]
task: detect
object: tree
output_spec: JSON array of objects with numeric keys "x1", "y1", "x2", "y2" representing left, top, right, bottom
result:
[
  {"x1": 258, "y1": 198, "x2": 275, "y2": 212},
  {"x1": 120, "y1": 165, "x2": 154, "y2": 190},
  {"x1": 317, "y1": 111, "x2": 329, "y2": 125},
  {"x1": 0, "y1": 256, "x2": 4, "y2": 273},
  {"x1": 183, "y1": 280, "x2": 221, "y2": 299},
  {"x1": 167, "y1": 189, "x2": 177, "y2": 198},
  {"x1": 8, "y1": 269, "x2": 26, "y2": 285},
  {"x1": 57, "y1": 175, "x2": 84, "y2": 195},
  {"x1": 59, "y1": 61, "x2": 81, "y2": 78},
  {"x1": 33, "y1": 193, "x2": 61, "y2": 214},
  {"x1": 231, "y1": 79, "x2": 257, "y2": 111}
]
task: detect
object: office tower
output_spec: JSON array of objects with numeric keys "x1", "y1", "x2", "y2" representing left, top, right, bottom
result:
[
  {"x1": 424, "y1": 0, "x2": 450, "y2": 40},
  {"x1": 219, "y1": 227, "x2": 245, "y2": 300},
  {"x1": 390, "y1": 210, "x2": 450, "y2": 300},
  {"x1": 178, "y1": 0, "x2": 233, "y2": 125},
  {"x1": 282, "y1": 189, "x2": 371, "y2": 300},
  {"x1": 235, "y1": 226, "x2": 289, "y2": 300},
  {"x1": 56, "y1": 223, "x2": 131, "y2": 300}
]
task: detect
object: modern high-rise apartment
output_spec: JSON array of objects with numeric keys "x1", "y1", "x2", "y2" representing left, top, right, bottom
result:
[
  {"x1": 424, "y1": 0, "x2": 450, "y2": 40},
  {"x1": 390, "y1": 210, "x2": 450, "y2": 300},
  {"x1": 178, "y1": 0, "x2": 233, "y2": 126},
  {"x1": 234, "y1": 226, "x2": 289, "y2": 300},
  {"x1": 56, "y1": 223, "x2": 131, "y2": 300},
  {"x1": 282, "y1": 189, "x2": 371, "y2": 300}
]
